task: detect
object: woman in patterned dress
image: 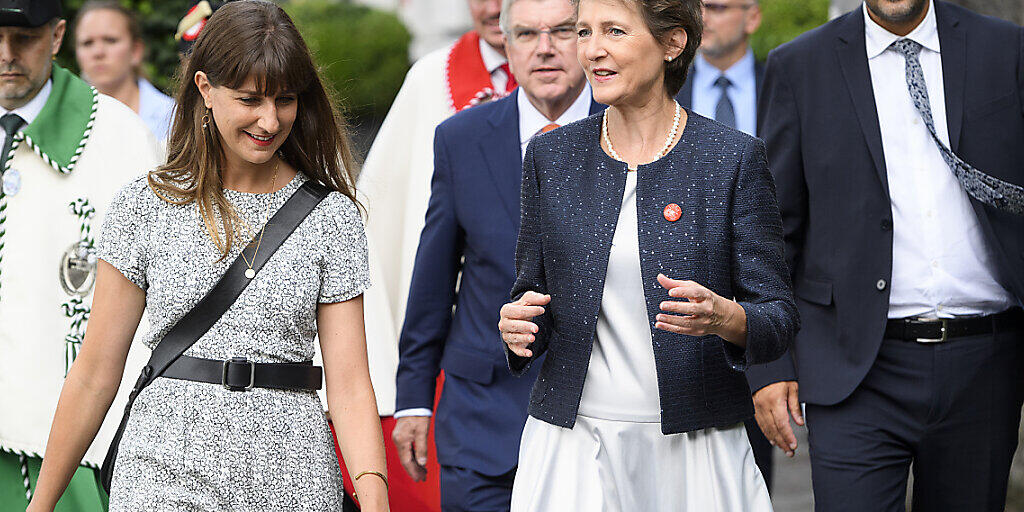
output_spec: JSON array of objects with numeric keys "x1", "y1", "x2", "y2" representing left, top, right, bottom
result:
[{"x1": 28, "y1": 1, "x2": 389, "y2": 511}]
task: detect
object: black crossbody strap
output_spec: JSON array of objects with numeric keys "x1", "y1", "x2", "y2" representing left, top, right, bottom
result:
[
  {"x1": 145, "y1": 180, "x2": 330, "y2": 381},
  {"x1": 101, "y1": 180, "x2": 331, "y2": 492}
]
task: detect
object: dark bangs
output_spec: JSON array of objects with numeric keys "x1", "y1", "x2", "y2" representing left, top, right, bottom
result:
[{"x1": 192, "y1": 0, "x2": 314, "y2": 96}]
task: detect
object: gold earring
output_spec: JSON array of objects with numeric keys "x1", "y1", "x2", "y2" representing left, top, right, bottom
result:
[{"x1": 201, "y1": 112, "x2": 210, "y2": 130}]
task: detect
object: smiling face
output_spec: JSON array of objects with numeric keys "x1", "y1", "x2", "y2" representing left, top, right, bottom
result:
[
  {"x1": 195, "y1": 73, "x2": 298, "y2": 168},
  {"x1": 505, "y1": 0, "x2": 586, "y2": 107},
  {"x1": 0, "y1": 20, "x2": 65, "y2": 110},
  {"x1": 75, "y1": 9, "x2": 143, "y2": 93},
  {"x1": 470, "y1": 0, "x2": 506, "y2": 52},
  {"x1": 576, "y1": 0, "x2": 683, "y2": 106}
]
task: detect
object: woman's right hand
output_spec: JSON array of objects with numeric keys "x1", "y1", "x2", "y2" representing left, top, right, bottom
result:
[{"x1": 498, "y1": 291, "x2": 551, "y2": 357}]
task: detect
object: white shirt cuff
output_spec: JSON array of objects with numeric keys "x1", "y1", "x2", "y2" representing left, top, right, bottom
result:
[{"x1": 393, "y1": 408, "x2": 433, "y2": 418}]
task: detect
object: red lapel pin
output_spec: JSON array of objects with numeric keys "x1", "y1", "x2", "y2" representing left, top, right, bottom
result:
[{"x1": 664, "y1": 203, "x2": 682, "y2": 222}]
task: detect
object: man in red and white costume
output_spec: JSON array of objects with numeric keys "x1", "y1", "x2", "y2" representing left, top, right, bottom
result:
[{"x1": 349, "y1": 1, "x2": 513, "y2": 509}]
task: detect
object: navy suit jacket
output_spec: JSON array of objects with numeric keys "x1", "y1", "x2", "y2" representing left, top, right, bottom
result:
[
  {"x1": 506, "y1": 112, "x2": 798, "y2": 435},
  {"x1": 395, "y1": 91, "x2": 603, "y2": 475},
  {"x1": 746, "y1": 2, "x2": 1024, "y2": 404},
  {"x1": 675, "y1": 59, "x2": 765, "y2": 116}
]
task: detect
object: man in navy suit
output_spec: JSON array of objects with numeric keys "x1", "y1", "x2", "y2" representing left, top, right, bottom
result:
[
  {"x1": 750, "y1": 1, "x2": 1024, "y2": 510},
  {"x1": 674, "y1": 0, "x2": 776, "y2": 490},
  {"x1": 390, "y1": 0, "x2": 602, "y2": 508}
]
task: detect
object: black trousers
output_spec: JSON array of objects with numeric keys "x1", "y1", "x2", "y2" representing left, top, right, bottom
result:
[
  {"x1": 745, "y1": 417, "x2": 774, "y2": 491},
  {"x1": 806, "y1": 324, "x2": 1024, "y2": 512}
]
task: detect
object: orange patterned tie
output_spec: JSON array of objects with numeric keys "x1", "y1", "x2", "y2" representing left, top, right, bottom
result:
[{"x1": 539, "y1": 123, "x2": 560, "y2": 134}]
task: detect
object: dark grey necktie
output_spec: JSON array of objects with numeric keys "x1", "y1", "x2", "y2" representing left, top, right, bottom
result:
[
  {"x1": 891, "y1": 39, "x2": 1024, "y2": 215},
  {"x1": 714, "y1": 76, "x2": 736, "y2": 129},
  {"x1": 0, "y1": 113, "x2": 24, "y2": 172}
]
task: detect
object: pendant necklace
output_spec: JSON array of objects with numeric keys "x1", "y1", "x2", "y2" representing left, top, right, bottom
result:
[
  {"x1": 603, "y1": 101, "x2": 681, "y2": 171},
  {"x1": 239, "y1": 160, "x2": 280, "y2": 279}
]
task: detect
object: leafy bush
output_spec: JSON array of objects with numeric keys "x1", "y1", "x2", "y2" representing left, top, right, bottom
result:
[
  {"x1": 56, "y1": 0, "x2": 411, "y2": 122},
  {"x1": 751, "y1": 0, "x2": 830, "y2": 61},
  {"x1": 285, "y1": 0, "x2": 411, "y2": 120}
]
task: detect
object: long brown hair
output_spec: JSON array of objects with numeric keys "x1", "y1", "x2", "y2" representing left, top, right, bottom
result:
[{"x1": 150, "y1": 0, "x2": 360, "y2": 259}]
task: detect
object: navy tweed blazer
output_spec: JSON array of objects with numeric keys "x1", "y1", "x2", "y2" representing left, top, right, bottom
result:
[{"x1": 507, "y1": 111, "x2": 798, "y2": 434}]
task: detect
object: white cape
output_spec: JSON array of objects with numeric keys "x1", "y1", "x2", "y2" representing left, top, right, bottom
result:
[
  {"x1": 0, "y1": 94, "x2": 162, "y2": 467},
  {"x1": 353, "y1": 44, "x2": 458, "y2": 416}
]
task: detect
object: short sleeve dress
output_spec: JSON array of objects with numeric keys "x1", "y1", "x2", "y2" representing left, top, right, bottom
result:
[{"x1": 96, "y1": 172, "x2": 369, "y2": 511}]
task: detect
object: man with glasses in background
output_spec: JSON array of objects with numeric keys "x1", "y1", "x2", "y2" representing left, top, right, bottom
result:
[
  {"x1": 674, "y1": 0, "x2": 776, "y2": 490},
  {"x1": 391, "y1": 0, "x2": 601, "y2": 508}
]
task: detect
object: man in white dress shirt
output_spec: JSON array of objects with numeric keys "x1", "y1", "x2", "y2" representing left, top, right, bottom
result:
[
  {"x1": 390, "y1": 0, "x2": 600, "y2": 508},
  {"x1": 749, "y1": 0, "x2": 1024, "y2": 510},
  {"x1": 0, "y1": 0, "x2": 160, "y2": 508}
]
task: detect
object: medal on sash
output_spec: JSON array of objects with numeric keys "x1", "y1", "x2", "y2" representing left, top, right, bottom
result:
[{"x1": 60, "y1": 198, "x2": 97, "y2": 374}]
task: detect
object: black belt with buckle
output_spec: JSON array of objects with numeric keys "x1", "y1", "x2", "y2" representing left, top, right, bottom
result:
[
  {"x1": 884, "y1": 308, "x2": 1024, "y2": 343},
  {"x1": 162, "y1": 355, "x2": 323, "y2": 391}
]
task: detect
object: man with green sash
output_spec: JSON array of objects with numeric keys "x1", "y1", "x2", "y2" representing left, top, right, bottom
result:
[{"x1": 0, "y1": 1, "x2": 161, "y2": 509}]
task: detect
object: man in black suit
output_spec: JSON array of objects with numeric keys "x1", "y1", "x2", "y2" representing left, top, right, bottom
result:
[
  {"x1": 675, "y1": 0, "x2": 775, "y2": 489},
  {"x1": 749, "y1": 0, "x2": 1024, "y2": 510}
]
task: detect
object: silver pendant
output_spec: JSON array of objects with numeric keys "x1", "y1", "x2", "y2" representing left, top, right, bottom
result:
[
  {"x1": 59, "y1": 243, "x2": 97, "y2": 296},
  {"x1": 245, "y1": 268, "x2": 256, "y2": 279},
  {"x1": 2, "y1": 168, "x2": 21, "y2": 196}
]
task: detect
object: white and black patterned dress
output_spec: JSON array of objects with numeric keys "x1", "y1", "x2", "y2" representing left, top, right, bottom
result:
[{"x1": 97, "y1": 172, "x2": 370, "y2": 511}]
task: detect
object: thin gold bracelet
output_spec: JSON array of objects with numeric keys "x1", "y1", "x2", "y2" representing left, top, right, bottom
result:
[{"x1": 352, "y1": 470, "x2": 388, "y2": 499}]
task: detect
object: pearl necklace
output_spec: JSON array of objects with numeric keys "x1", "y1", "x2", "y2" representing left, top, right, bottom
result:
[{"x1": 602, "y1": 101, "x2": 682, "y2": 171}]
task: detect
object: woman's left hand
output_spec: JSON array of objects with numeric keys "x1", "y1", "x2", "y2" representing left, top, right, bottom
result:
[{"x1": 654, "y1": 274, "x2": 747, "y2": 346}]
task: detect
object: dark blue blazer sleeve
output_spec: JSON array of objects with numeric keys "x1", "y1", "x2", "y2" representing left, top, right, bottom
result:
[
  {"x1": 726, "y1": 137, "x2": 800, "y2": 370},
  {"x1": 746, "y1": 49, "x2": 804, "y2": 391},
  {"x1": 394, "y1": 126, "x2": 465, "y2": 410},
  {"x1": 506, "y1": 140, "x2": 552, "y2": 376}
]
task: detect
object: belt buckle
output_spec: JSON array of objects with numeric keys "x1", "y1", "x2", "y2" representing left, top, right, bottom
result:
[
  {"x1": 222, "y1": 357, "x2": 255, "y2": 391},
  {"x1": 914, "y1": 318, "x2": 948, "y2": 343}
]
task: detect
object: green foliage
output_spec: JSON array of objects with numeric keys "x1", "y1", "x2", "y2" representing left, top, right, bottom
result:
[
  {"x1": 55, "y1": 0, "x2": 411, "y2": 122},
  {"x1": 56, "y1": 0, "x2": 190, "y2": 95},
  {"x1": 750, "y1": 0, "x2": 830, "y2": 61},
  {"x1": 284, "y1": 0, "x2": 411, "y2": 120}
]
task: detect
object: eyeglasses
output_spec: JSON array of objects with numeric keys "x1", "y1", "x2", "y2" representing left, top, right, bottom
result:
[
  {"x1": 510, "y1": 25, "x2": 578, "y2": 46},
  {"x1": 702, "y1": 2, "x2": 754, "y2": 14}
]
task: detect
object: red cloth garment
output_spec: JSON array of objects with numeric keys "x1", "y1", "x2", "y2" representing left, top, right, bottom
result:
[
  {"x1": 499, "y1": 63, "x2": 518, "y2": 93},
  {"x1": 331, "y1": 374, "x2": 446, "y2": 511}
]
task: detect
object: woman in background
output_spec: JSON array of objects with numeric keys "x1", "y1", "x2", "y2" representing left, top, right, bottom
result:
[{"x1": 74, "y1": 0, "x2": 175, "y2": 142}]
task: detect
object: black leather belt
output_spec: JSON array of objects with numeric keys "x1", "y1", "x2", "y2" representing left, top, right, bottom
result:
[
  {"x1": 162, "y1": 356, "x2": 323, "y2": 391},
  {"x1": 884, "y1": 308, "x2": 1024, "y2": 343}
]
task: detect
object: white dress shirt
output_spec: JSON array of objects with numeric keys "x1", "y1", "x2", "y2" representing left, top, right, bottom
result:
[
  {"x1": 691, "y1": 49, "x2": 757, "y2": 136},
  {"x1": 1, "y1": 80, "x2": 51, "y2": 148},
  {"x1": 394, "y1": 85, "x2": 593, "y2": 420},
  {"x1": 479, "y1": 38, "x2": 511, "y2": 93},
  {"x1": 864, "y1": 0, "x2": 1014, "y2": 319},
  {"x1": 518, "y1": 82, "x2": 592, "y2": 158}
]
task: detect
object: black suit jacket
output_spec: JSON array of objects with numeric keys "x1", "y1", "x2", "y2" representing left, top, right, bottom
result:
[
  {"x1": 747, "y1": 2, "x2": 1024, "y2": 405},
  {"x1": 507, "y1": 113, "x2": 798, "y2": 434}
]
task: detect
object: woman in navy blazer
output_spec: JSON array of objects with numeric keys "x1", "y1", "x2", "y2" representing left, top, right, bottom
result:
[{"x1": 498, "y1": 0, "x2": 797, "y2": 509}]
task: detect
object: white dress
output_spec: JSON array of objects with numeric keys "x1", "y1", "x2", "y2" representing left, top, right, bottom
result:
[{"x1": 511, "y1": 171, "x2": 772, "y2": 512}]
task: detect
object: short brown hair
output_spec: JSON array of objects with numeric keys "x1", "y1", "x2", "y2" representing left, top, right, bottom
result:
[
  {"x1": 632, "y1": 0, "x2": 702, "y2": 96},
  {"x1": 573, "y1": 0, "x2": 703, "y2": 96}
]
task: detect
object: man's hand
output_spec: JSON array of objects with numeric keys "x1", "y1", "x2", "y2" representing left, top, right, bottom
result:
[
  {"x1": 753, "y1": 380, "x2": 804, "y2": 457},
  {"x1": 391, "y1": 416, "x2": 431, "y2": 481}
]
